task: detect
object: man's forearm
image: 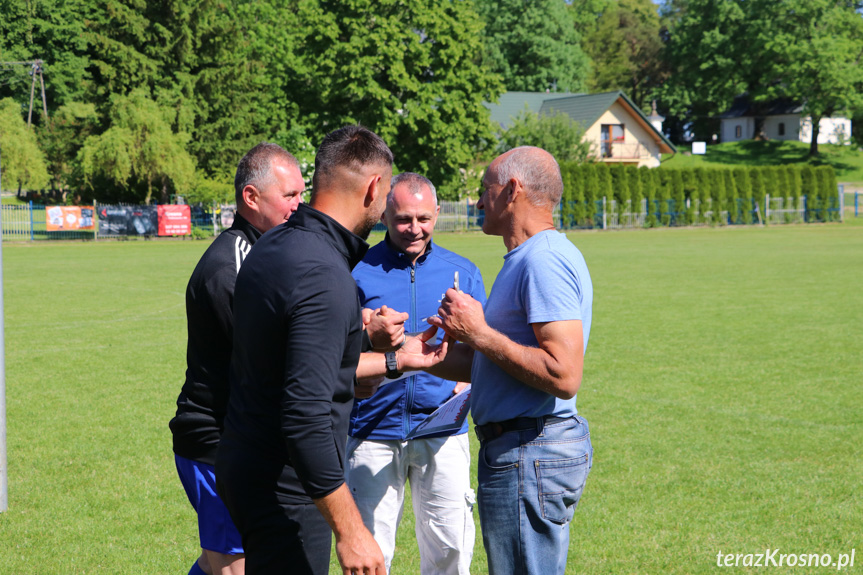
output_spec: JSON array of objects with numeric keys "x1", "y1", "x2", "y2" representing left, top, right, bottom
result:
[
  {"x1": 313, "y1": 483, "x2": 364, "y2": 538},
  {"x1": 469, "y1": 324, "x2": 582, "y2": 399},
  {"x1": 314, "y1": 484, "x2": 386, "y2": 574}
]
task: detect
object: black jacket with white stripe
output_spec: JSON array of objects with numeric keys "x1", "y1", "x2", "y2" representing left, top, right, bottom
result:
[{"x1": 170, "y1": 212, "x2": 261, "y2": 465}]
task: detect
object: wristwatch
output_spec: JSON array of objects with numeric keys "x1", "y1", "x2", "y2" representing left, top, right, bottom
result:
[{"x1": 385, "y1": 351, "x2": 402, "y2": 379}]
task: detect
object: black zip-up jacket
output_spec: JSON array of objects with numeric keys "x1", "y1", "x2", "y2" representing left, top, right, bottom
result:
[
  {"x1": 170, "y1": 213, "x2": 261, "y2": 465},
  {"x1": 216, "y1": 203, "x2": 369, "y2": 503}
]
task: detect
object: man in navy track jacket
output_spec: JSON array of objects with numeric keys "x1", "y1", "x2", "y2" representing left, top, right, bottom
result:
[{"x1": 347, "y1": 172, "x2": 486, "y2": 575}]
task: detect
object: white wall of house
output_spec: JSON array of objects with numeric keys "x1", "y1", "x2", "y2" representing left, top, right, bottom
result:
[
  {"x1": 763, "y1": 115, "x2": 800, "y2": 141},
  {"x1": 799, "y1": 116, "x2": 852, "y2": 145},
  {"x1": 722, "y1": 114, "x2": 852, "y2": 145},
  {"x1": 720, "y1": 117, "x2": 755, "y2": 142},
  {"x1": 584, "y1": 101, "x2": 663, "y2": 168}
]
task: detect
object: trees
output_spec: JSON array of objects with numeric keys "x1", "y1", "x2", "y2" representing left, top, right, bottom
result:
[
  {"x1": 765, "y1": 0, "x2": 863, "y2": 155},
  {"x1": 79, "y1": 89, "x2": 195, "y2": 203},
  {"x1": 293, "y1": 0, "x2": 502, "y2": 198},
  {"x1": 581, "y1": 0, "x2": 668, "y2": 110},
  {"x1": 475, "y1": 0, "x2": 588, "y2": 93},
  {"x1": 658, "y1": 0, "x2": 755, "y2": 140},
  {"x1": 0, "y1": 98, "x2": 50, "y2": 191},
  {"x1": 498, "y1": 108, "x2": 593, "y2": 164},
  {"x1": 660, "y1": 0, "x2": 863, "y2": 149}
]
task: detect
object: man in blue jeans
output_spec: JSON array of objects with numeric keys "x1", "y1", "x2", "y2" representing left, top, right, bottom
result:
[{"x1": 428, "y1": 146, "x2": 594, "y2": 574}]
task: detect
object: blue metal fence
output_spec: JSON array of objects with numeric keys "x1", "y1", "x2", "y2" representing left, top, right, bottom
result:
[{"x1": 0, "y1": 190, "x2": 849, "y2": 241}]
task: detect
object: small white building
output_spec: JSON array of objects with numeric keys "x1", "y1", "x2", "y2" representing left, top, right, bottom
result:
[{"x1": 719, "y1": 96, "x2": 852, "y2": 145}]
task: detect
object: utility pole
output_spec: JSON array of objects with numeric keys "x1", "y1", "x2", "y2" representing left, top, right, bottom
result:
[
  {"x1": 0, "y1": 129, "x2": 7, "y2": 513},
  {"x1": 0, "y1": 60, "x2": 49, "y2": 128},
  {"x1": 0, "y1": 59, "x2": 41, "y2": 513}
]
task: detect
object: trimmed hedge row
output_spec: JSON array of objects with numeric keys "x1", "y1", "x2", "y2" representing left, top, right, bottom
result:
[{"x1": 558, "y1": 163, "x2": 840, "y2": 228}]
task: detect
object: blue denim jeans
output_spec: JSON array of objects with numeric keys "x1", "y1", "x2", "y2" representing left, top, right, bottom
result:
[{"x1": 477, "y1": 415, "x2": 592, "y2": 575}]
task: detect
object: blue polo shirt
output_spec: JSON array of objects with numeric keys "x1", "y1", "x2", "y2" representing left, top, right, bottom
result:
[{"x1": 470, "y1": 230, "x2": 592, "y2": 426}]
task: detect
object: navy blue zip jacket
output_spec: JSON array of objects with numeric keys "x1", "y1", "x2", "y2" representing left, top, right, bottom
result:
[{"x1": 350, "y1": 236, "x2": 486, "y2": 440}]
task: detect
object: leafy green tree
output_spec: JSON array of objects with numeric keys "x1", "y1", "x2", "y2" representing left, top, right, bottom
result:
[
  {"x1": 659, "y1": 0, "x2": 753, "y2": 140},
  {"x1": 711, "y1": 168, "x2": 726, "y2": 224},
  {"x1": 609, "y1": 164, "x2": 629, "y2": 222},
  {"x1": 569, "y1": 164, "x2": 587, "y2": 226},
  {"x1": 0, "y1": 0, "x2": 94, "y2": 117},
  {"x1": 733, "y1": 168, "x2": 752, "y2": 224},
  {"x1": 800, "y1": 165, "x2": 818, "y2": 220},
  {"x1": 765, "y1": 0, "x2": 863, "y2": 155},
  {"x1": 694, "y1": 167, "x2": 709, "y2": 224},
  {"x1": 475, "y1": 0, "x2": 588, "y2": 93},
  {"x1": 670, "y1": 170, "x2": 685, "y2": 224},
  {"x1": 498, "y1": 108, "x2": 593, "y2": 164},
  {"x1": 660, "y1": 0, "x2": 863, "y2": 148},
  {"x1": 582, "y1": 164, "x2": 599, "y2": 225},
  {"x1": 641, "y1": 167, "x2": 658, "y2": 226},
  {"x1": 37, "y1": 102, "x2": 99, "y2": 195},
  {"x1": 628, "y1": 165, "x2": 643, "y2": 218},
  {"x1": 294, "y1": 0, "x2": 503, "y2": 198},
  {"x1": 0, "y1": 97, "x2": 50, "y2": 191},
  {"x1": 582, "y1": 0, "x2": 668, "y2": 109},
  {"x1": 79, "y1": 89, "x2": 195, "y2": 203},
  {"x1": 723, "y1": 170, "x2": 737, "y2": 224}
]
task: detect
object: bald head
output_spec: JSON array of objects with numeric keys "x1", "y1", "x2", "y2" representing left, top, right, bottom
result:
[{"x1": 493, "y1": 146, "x2": 563, "y2": 208}]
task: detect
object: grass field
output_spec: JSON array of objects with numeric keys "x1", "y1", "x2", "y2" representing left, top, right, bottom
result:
[
  {"x1": 0, "y1": 220, "x2": 861, "y2": 574},
  {"x1": 661, "y1": 140, "x2": 863, "y2": 185}
]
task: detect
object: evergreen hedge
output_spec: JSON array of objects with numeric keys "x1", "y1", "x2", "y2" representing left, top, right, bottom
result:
[{"x1": 557, "y1": 163, "x2": 839, "y2": 229}]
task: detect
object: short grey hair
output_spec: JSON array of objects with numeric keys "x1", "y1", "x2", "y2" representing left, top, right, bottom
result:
[
  {"x1": 389, "y1": 172, "x2": 437, "y2": 205},
  {"x1": 495, "y1": 146, "x2": 563, "y2": 207},
  {"x1": 234, "y1": 142, "x2": 301, "y2": 205}
]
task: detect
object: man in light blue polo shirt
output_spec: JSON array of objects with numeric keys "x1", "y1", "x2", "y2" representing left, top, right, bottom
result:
[{"x1": 428, "y1": 146, "x2": 593, "y2": 575}]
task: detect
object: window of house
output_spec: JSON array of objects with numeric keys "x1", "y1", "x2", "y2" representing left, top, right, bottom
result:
[
  {"x1": 778, "y1": 122, "x2": 785, "y2": 136},
  {"x1": 601, "y1": 124, "x2": 625, "y2": 157},
  {"x1": 735, "y1": 125, "x2": 742, "y2": 138}
]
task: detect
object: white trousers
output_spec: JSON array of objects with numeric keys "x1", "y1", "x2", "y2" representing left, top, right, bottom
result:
[{"x1": 345, "y1": 434, "x2": 476, "y2": 575}]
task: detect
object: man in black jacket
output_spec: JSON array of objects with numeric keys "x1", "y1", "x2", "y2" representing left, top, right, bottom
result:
[
  {"x1": 217, "y1": 126, "x2": 431, "y2": 575},
  {"x1": 170, "y1": 143, "x2": 304, "y2": 575}
]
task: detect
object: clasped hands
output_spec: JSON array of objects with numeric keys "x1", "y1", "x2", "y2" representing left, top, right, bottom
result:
[{"x1": 357, "y1": 305, "x2": 452, "y2": 399}]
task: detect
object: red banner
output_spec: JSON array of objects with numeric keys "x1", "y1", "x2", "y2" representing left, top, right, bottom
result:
[{"x1": 157, "y1": 204, "x2": 191, "y2": 236}]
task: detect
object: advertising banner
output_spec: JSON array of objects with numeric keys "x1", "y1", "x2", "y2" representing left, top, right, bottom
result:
[
  {"x1": 97, "y1": 205, "x2": 159, "y2": 236},
  {"x1": 46, "y1": 206, "x2": 95, "y2": 231},
  {"x1": 157, "y1": 204, "x2": 191, "y2": 236}
]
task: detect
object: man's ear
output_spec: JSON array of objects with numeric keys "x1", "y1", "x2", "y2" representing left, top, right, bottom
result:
[
  {"x1": 505, "y1": 178, "x2": 521, "y2": 205},
  {"x1": 364, "y1": 174, "x2": 382, "y2": 208},
  {"x1": 242, "y1": 185, "x2": 260, "y2": 212}
]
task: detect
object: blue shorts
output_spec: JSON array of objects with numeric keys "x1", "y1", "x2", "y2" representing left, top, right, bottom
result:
[{"x1": 175, "y1": 454, "x2": 244, "y2": 555}]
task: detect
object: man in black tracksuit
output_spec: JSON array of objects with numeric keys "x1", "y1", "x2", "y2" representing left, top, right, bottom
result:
[
  {"x1": 170, "y1": 143, "x2": 305, "y2": 575},
  {"x1": 216, "y1": 126, "x2": 398, "y2": 575}
]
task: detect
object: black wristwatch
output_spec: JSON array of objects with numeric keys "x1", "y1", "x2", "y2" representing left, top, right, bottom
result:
[{"x1": 385, "y1": 351, "x2": 402, "y2": 379}]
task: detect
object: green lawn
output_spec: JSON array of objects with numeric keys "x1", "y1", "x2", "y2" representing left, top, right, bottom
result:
[
  {"x1": 1, "y1": 221, "x2": 861, "y2": 573},
  {"x1": 661, "y1": 140, "x2": 863, "y2": 185}
]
